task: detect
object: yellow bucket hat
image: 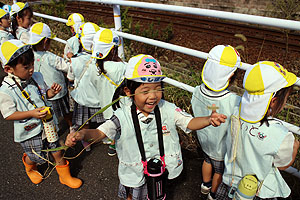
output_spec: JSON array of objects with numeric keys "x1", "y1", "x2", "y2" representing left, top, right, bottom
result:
[
  {"x1": 28, "y1": 22, "x2": 56, "y2": 45},
  {"x1": 92, "y1": 28, "x2": 121, "y2": 59},
  {"x1": 202, "y1": 45, "x2": 241, "y2": 92},
  {"x1": 0, "y1": 39, "x2": 31, "y2": 66},
  {"x1": 76, "y1": 22, "x2": 100, "y2": 52},
  {"x1": 10, "y1": 2, "x2": 29, "y2": 16},
  {"x1": 240, "y1": 61, "x2": 297, "y2": 123},
  {"x1": 125, "y1": 54, "x2": 165, "y2": 83},
  {"x1": 66, "y1": 13, "x2": 85, "y2": 33}
]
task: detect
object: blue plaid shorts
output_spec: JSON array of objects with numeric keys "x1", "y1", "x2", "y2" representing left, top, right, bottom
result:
[{"x1": 20, "y1": 132, "x2": 60, "y2": 164}]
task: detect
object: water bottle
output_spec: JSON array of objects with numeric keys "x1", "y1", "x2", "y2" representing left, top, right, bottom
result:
[
  {"x1": 40, "y1": 107, "x2": 59, "y2": 143},
  {"x1": 145, "y1": 158, "x2": 168, "y2": 200},
  {"x1": 233, "y1": 175, "x2": 258, "y2": 200}
]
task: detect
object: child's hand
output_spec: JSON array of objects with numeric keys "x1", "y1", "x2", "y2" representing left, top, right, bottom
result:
[
  {"x1": 209, "y1": 104, "x2": 227, "y2": 127},
  {"x1": 65, "y1": 130, "x2": 84, "y2": 147},
  {"x1": 50, "y1": 83, "x2": 62, "y2": 94},
  {"x1": 47, "y1": 83, "x2": 62, "y2": 98},
  {"x1": 31, "y1": 107, "x2": 48, "y2": 119}
]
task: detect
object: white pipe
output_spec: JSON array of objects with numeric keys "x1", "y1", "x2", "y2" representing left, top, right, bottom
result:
[
  {"x1": 53, "y1": 37, "x2": 67, "y2": 44},
  {"x1": 74, "y1": 0, "x2": 300, "y2": 31},
  {"x1": 33, "y1": 12, "x2": 68, "y2": 23},
  {"x1": 113, "y1": 2, "x2": 125, "y2": 60},
  {"x1": 116, "y1": 31, "x2": 209, "y2": 60}
]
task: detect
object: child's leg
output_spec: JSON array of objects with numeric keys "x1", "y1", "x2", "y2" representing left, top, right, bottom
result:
[
  {"x1": 64, "y1": 112, "x2": 73, "y2": 127},
  {"x1": 51, "y1": 150, "x2": 67, "y2": 166},
  {"x1": 21, "y1": 153, "x2": 43, "y2": 184},
  {"x1": 202, "y1": 160, "x2": 213, "y2": 183},
  {"x1": 211, "y1": 173, "x2": 222, "y2": 193},
  {"x1": 20, "y1": 134, "x2": 48, "y2": 184},
  {"x1": 52, "y1": 150, "x2": 82, "y2": 188},
  {"x1": 209, "y1": 159, "x2": 225, "y2": 199}
]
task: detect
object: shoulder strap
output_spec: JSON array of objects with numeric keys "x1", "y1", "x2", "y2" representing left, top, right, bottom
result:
[
  {"x1": 102, "y1": 73, "x2": 118, "y2": 87},
  {"x1": 131, "y1": 103, "x2": 166, "y2": 171},
  {"x1": 11, "y1": 76, "x2": 46, "y2": 108},
  {"x1": 131, "y1": 103, "x2": 147, "y2": 162},
  {"x1": 74, "y1": 58, "x2": 92, "y2": 89}
]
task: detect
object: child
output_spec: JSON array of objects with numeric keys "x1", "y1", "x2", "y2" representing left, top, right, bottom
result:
[
  {"x1": 65, "y1": 54, "x2": 227, "y2": 199},
  {"x1": 28, "y1": 22, "x2": 71, "y2": 126},
  {"x1": 215, "y1": 61, "x2": 299, "y2": 199},
  {"x1": 91, "y1": 28, "x2": 126, "y2": 156},
  {"x1": 0, "y1": 9, "x2": 14, "y2": 45},
  {"x1": 64, "y1": 13, "x2": 85, "y2": 61},
  {"x1": 191, "y1": 45, "x2": 241, "y2": 200},
  {"x1": 0, "y1": 39, "x2": 82, "y2": 188},
  {"x1": 10, "y1": 2, "x2": 33, "y2": 43},
  {"x1": 67, "y1": 22, "x2": 101, "y2": 150}
]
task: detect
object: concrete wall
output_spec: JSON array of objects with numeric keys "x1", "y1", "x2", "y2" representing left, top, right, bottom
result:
[{"x1": 141, "y1": 0, "x2": 273, "y2": 16}]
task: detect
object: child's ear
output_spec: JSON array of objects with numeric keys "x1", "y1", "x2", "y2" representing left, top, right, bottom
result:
[
  {"x1": 3, "y1": 65, "x2": 13, "y2": 73},
  {"x1": 16, "y1": 15, "x2": 22, "y2": 24},
  {"x1": 123, "y1": 87, "x2": 131, "y2": 96},
  {"x1": 269, "y1": 96, "x2": 278, "y2": 115}
]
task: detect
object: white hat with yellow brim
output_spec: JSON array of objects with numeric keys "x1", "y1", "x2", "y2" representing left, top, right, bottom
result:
[
  {"x1": 0, "y1": 9, "x2": 9, "y2": 19},
  {"x1": 10, "y1": 2, "x2": 29, "y2": 16},
  {"x1": 202, "y1": 45, "x2": 241, "y2": 92},
  {"x1": 66, "y1": 13, "x2": 84, "y2": 33},
  {"x1": 92, "y1": 28, "x2": 121, "y2": 59},
  {"x1": 239, "y1": 61, "x2": 297, "y2": 123},
  {"x1": 28, "y1": 22, "x2": 56, "y2": 45},
  {"x1": 0, "y1": 39, "x2": 31, "y2": 66},
  {"x1": 125, "y1": 54, "x2": 165, "y2": 83},
  {"x1": 76, "y1": 22, "x2": 100, "y2": 52}
]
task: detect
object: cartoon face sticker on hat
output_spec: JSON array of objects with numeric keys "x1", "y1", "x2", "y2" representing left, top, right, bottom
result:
[
  {"x1": 138, "y1": 57, "x2": 161, "y2": 76},
  {"x1": 125, "y1": 54, "x2": 165, "y2": 83}
]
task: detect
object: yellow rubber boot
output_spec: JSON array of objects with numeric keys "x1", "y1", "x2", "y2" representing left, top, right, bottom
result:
[
  {"x1": 22, "y1": 153, "x2": 43, "y2": 184},
  {"x1": 56, "y1": 160, "x2": 82, "y2": 188}
]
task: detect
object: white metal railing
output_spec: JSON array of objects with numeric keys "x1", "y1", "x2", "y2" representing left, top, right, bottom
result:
[
  {"x1": 74, "y1": 0, "x2": 300, "y2": 31},
  {"x1": 32, "y1": 2, "x2": 300, "y2": 177}
]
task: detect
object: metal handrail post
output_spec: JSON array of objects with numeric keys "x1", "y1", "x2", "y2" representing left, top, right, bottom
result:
[{"x1": 113, "y1": 1, "x2": 125, "y2": 60}]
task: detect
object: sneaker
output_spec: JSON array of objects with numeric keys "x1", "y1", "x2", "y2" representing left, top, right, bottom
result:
[
  {"x1": 102, "y1": 137, "x2": 112, "y2": 145},
  {"x1": 201, "y1": 183, "x2": 211, "y2": 195},
  {"x1": 108, "y1": 144, "x2": 116, "y2": 156},
  {"x1": 81, "y1": 140, "x2": 91, "y2": 152},
  {"x1": 207, "y1": 193, "x2": 216, "y2": 200}
]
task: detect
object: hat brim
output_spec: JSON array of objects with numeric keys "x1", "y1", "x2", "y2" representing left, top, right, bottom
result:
[
  {"x1": 127, "y1": 75, "x2": 166, "y2": 83},
  {"x1": 239, "y1": 91, "x2": 273, "y2": 123},
  {"x1": 80, "y1": 36, "x2": 93, "y2": 52},
  {"x1": 91, "y1": 43, "x2": 114, "y2": 59},
  {"x1": 28, "y1": 34, "x2": 56, "y2": 45},
  {"x1": 66, "y1": 21, "x2": 74, "y2": 26},
  {"x1": 284, "y1": 71, "x2": 297, "y2": 88}
]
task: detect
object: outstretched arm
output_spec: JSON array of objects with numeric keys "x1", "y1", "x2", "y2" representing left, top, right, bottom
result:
[
  {"x1": 65, "y1": 129, "x2": 107, "y2": 147},
  {"x1": 187, "y1": 104, "x2": 227, "y2": 130}
]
